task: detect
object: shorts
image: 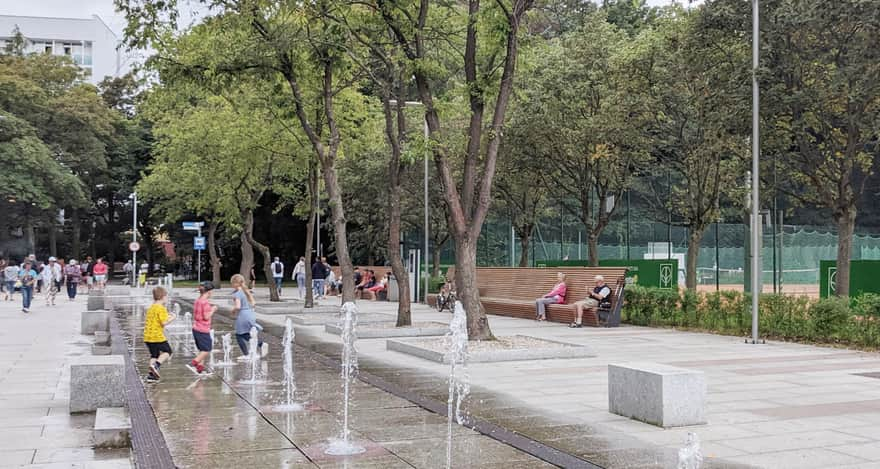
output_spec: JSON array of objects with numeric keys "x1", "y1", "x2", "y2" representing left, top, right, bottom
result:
[
  {"x1": 146, "y1": 341, "x2": 173, "y2": 359},
  {"x1": 192, "y1": 330, "x2": 212, "y2": 352},
  {"x1": 574, "y1": 298, "x2": 599, "y2": 308},
  {"x1": 94, "y1": 275, "x2": 106, "y2": 282},
  {"x1": 86, "y1": 276, "x2": 93, "y2": 285}
]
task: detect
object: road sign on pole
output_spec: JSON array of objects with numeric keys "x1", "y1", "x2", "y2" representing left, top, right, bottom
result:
[
  {"x1": 194, "y1": 236, "x2": 206, "y2": 251},
  {"x1": 182, "y1": 221, "x2": 204, "y2": 231},
  {"x1": 128, "y1": 241, "x2": 140, "y2": 252}
]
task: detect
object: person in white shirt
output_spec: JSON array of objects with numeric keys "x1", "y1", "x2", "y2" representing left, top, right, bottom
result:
[
  {"x1": 291, "y1": 256, "x2": 306, "y2": 299},
  {"x1": 270, "y1": 257, "x2": 284, "y2": 296},
  {"x1": 123, "y1": 260, "x2": 134, "y2": 285},
  {"x1": 41, "y1": 257, "x2": 63, "y2": 306}
]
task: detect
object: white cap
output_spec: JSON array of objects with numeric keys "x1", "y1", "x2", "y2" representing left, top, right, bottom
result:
[{"x1": 48, "y1": 256, "x2": 57, "y2": 262}]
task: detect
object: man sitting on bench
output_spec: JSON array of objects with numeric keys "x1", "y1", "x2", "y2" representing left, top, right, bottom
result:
[{"x1": 569, "y1": 275, "x2": 612, "y2": 328}]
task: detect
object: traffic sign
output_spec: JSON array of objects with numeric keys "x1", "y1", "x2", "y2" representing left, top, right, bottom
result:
[
  {"x1": 128, "y1": 241, "x2": 140, "y2": 252},
  {"x1": 194, "y1": 236, "x2": 206, "y2": 251},
  {"x1": 182, "y1": 221, "x2": 204, "y2": 231}
]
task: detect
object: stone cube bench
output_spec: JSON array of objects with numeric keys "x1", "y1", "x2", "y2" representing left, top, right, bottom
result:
[
  {"x1": 81, "y1": 310, "x2": 110, "y2": 335},
  {"x1": 70, "y1": 355, "x2": 125, "y2": 413},
  {"x1": 608, "y1": 362, "x2": 706, "y2": 428},
  {"x1": 94, "y1": 407, "x2": 131, "y2": 448},
  {"x1": 87, "y1": 293, "x2": 105, "y2": 311}
]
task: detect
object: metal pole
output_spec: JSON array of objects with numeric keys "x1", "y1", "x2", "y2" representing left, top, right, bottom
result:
[
  {"x1": 715, "y1": 221, "x2": 720, "y2": 292},
  {"x1": 197, "y1": 227, "x2": 201, "y2": 285},
  {"x1": 750, "y1": 0, "x2": 761, "y2": 343},
  {"x1": 132, "y1": 192, "x2": 137, "y2": 287},
  {"x1": 423, "y1": 119, "x2": 430, "y2": 303},
  {"x1": 626, "y1": 190, "x2": 631, "y2": 260},
  {"x1": 510, "y1": 219, "x2": 515, "y2": 267},
  {"x1": 667, "y1": 171, "x2": 672, "y2": 260}
]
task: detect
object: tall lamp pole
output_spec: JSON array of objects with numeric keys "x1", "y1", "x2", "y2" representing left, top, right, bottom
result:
[
  {"x1": 131, "y1": 192, "x2": 137, "y2": 286},
  {"x1": 750, "y1": 0, "x2": 761, "y2": 344}
]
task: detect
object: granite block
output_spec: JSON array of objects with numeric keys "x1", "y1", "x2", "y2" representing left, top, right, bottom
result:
[
  {"x1": 608, "y1": 362, "x2": 706, "y2": 428},
  {"x1": 81, "y1": 310, "x2": 110, "y2": 335},
  {"x1": 94, "y1": 407, "x2": 131, "y2": 448},
  {"x1": 70, "y1": 355, "x2": 125, "y2": 413}
]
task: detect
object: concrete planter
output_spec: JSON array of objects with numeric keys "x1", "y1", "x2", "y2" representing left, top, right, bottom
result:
[
  {"x1": 325, "y1": 322, "x2": 449, "y2": 338},
  {"x1": 290, "y1": 312, "x2": 396, "y2": 326},
  {"x1": 387, "y1": 335, "x2": 595, "y2": 363}
]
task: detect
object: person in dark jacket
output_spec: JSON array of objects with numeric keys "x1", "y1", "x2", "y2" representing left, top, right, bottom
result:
[{"x1": 311, "y1": 259, "x2": 327, "y2": 299}]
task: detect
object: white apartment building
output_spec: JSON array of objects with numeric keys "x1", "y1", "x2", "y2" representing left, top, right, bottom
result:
[{"x1": 0, "y1": 14, "x2": 121, "y2": 85}]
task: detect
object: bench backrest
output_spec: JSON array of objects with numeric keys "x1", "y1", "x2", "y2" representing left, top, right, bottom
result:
[{"x1": 475, "y1": 267, "x2": 628, "y2": 305}]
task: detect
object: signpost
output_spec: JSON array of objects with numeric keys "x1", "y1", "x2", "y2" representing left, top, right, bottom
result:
[
  {"x1": 183, "y1": 221, "x2": 205, "y2": 284},
  {"x1": 129, "y1": 241, "x2": 140, "y2": 252}
]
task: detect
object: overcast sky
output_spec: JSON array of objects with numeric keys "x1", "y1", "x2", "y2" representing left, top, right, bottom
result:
[{"x1": 1, "y1": 0, "x2": 692, "y2": 37}]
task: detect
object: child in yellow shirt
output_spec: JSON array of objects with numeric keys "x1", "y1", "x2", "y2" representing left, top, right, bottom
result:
[{"x1": 144, "y1": 287, "x2": 176, "y2": 382}]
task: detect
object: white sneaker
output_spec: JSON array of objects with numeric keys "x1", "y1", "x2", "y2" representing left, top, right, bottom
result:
[
  {"x1": 185, "y1": 364, "x2": 199, "y2": 375},
  {"x1": 261, "y1": 343, "x2": 269, "y2": 358}
]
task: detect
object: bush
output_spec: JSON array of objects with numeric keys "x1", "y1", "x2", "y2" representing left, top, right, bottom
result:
[{"x1": 622, "y1": 287, "x2": 880, "y2": 349}]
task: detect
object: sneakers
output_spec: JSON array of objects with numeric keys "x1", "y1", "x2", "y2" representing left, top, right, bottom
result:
[
  {"x1": 186, "y1": 362, "x2": 200, "y2": 375},
  {"x1": 146, "y1": 372, "x2": 160, "y2": 382},
  {"x1": 22, "y1": 308, "x2": 29, "y2": 314},
  {"x1": 261, "y1": 343, "x2": 269, "y2": 358},
  {"x1": 568, "y1": 322, "x2": 583, "y2": 328},
  {"x1": 149, "y1": 362, "x2": 161, "y2": 378}
]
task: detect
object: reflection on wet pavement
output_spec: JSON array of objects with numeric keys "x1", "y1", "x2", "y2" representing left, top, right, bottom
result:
[{"x1": 115, "y1": 304, "x2": 552, "y2": 468}]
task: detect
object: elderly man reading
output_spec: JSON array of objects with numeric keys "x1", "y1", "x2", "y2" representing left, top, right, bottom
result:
[{"x1": 569, "y1": 275, "x2": 612, "y2": 328}]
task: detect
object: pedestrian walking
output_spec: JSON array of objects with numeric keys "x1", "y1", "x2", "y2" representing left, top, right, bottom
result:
[
  {"x1": 3, "y1": 260, "x2": 18, "y2": 301},
  {"x1": 18, "y1": 261, "x2": 38, "y2": 313},
  {"x1": 41, "y1": 257, "x2": 63, "y2": 306},
  {"x1": 93, "y1": 258, "x2": 108, "y2": 290},
  {"x1": 271, "y1": 257, "x2": 284, "y2": 296},
  {"x1": 292, "y1": 256, "x2": 306, "y2": 299},
  {"x1": 65, "y1": 260, "x2": 81, "y2": 300},
  {"x1": 230, "y1": 274, "x2": 267, "y2": 359},
  {"x1": 311, "y1": 258, "x2": 327, "y2": 299}
]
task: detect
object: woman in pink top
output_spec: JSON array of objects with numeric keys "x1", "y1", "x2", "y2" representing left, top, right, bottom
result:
[{"x1": 535, "y1": 272, "x2": 567, "y2": 321}]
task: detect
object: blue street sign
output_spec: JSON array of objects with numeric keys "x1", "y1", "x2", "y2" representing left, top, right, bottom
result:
[
  {"x1": 182, "y1": 221, "x2": 204, "y2": 231},
  {"x1": 194, "y1": 236, "x2": 206, "y2": 251}
]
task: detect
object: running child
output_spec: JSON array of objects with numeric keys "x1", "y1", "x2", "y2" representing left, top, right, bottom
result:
[
  {"x1": 187, "y1": 281, "x2": 217, "y2": 376},
  {"x1": 144, "y1": 286, "x2": 176, "y2": 382},
  {"x1": 231, "y1": 274, "x2": 268, "y2": 360}
]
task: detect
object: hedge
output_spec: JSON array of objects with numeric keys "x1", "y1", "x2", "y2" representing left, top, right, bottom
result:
[{"x1": 622, "y1": 285, "x2": 880, "y2": 348}]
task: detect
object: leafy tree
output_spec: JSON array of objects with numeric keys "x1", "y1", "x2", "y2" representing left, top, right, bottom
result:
[{"x1": 634, "y1": 10, "x2": 749, "y2": 289}]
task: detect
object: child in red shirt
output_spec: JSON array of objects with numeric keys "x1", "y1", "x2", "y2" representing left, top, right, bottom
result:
[{"x1": 187, "y1": 281, "x2": 217, "y2": 375}]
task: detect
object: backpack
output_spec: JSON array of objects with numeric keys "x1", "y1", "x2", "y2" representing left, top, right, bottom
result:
[{"x1": 274, "y1": 262, "x2": 282, "y2": 274}]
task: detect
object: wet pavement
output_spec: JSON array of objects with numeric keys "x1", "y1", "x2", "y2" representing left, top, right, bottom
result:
[
  {"x1": 0, "y1": 291, "x2": 133, "y2": 468},
  {"x1": 114, "y1": 300, "x2": 553, "y2": 468}
]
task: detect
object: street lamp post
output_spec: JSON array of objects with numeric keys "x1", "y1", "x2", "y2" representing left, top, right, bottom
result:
[
  {"x1": 390, "y1": 99, "x2": 430, "y2": 303},
  {"x1": 750, "y1": 0, "x2": 761, "y2": 344},
  {"x1": 131, "y1": 192, "x2": 137, "y2": 286}
]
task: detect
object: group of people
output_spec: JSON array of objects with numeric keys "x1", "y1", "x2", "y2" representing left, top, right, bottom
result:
[
  {"x1": 142, "y1": 274, "x2": 267, "y2": 382},
  {"x1": 272, "y1": 256, "x2": 390, "y2": 301},
  {"x1": 0, "y1": 255, "x2": 110, "y2": 313},
  {"x1": 535, "y1": 273, "x2": 613, "y2": 327}
]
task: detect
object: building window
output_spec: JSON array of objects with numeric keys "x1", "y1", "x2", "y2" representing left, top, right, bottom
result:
[
  {"x1": 82, "y1": 42, "x2": 92, "y2": 66},
  {"x1": 63, "y1": 43, "x2": 72, "y2": 55}
]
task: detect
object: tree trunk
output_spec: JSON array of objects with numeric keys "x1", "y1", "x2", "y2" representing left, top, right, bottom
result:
[
  {"x1": 71, "y1": 209, "x2": 81, "y2": 260},
  {"x1": 454, "y1": 235, "x2": 494, "y2": 340},
  {"x1": 432, "y1": 245, "x2": 443, "y2": 277},
  {"x1": 685, "y1": 226, "x2": 707, "y2": 291},
  {"x1": 587, "y1": 232, "x2": 599, "y2": 267},
  {"x1": 835, "y1": 207, "x2": 856, "y2": 297},
  {"x1": 25, "y1": 217, "x2": 36, "y2": 255},
  {"x1": 518, "y1": 231, "x2": 531, "y2": 267},
  {"x1": 303, "y1": 158, "x2": 318, "y2": 308},
  {"x1": 388, "y1": 187, "x2": 411, "y2": 326},
  {"x1": 321, "y1": 164, "x2": 355, "y2": 303},
  {"x1": 242, "y1": 211, "x2": 279, "y2": 302},
  {"x1": 207, "y1": 221, "x2": 221, "y2": 287},
  {"x1": 239, "y1": 222, "x2": 254, "y2": 280},
  {"x1": 48, "y1": 221, "x2": 57, "y2": 257}
]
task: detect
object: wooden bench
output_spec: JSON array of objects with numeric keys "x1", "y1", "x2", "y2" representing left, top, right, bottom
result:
[{"x1": 475, "y1": 267, "x2": 628, "y2": 327}]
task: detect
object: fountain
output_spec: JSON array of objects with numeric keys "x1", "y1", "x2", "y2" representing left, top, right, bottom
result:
[
  {"x1": 209, "y1": 329, "x2": 216, "y2": 368},
  {"x1": 678, "y1": 432, "x2": 703, "y2": 469},
  {"x1": 268, "y1": 317, "x2": 303, "y2": 412},
  {"x1": 324, "y1": 302, "x2": 366, "y2": 456},
  {"x1": 214, "y1": 333, "x2": 235, "y2": 367},
  {"x1": 239, "y1": 326, "x2": 263, "y2": 384},
  {"x1": 444, "y1": 301, "x2": 470, "y2": 469}
]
